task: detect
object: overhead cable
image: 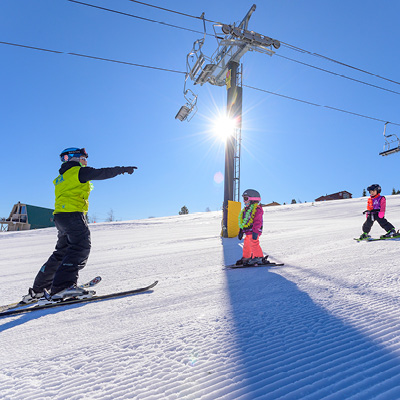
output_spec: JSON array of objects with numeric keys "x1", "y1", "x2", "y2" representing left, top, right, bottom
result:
[
  {"x1": 67, "y1": 0, "x2": 211, "y2": 37},
  {"x1": 243, "y1": 84, "x2": 400, "y2": 126},
  {"x1": 125, "y1": 0, "x2": 219, "y2": 24},
  {"x1": 67, "y1": 0, "x2": 400, "y2": 96},
  {"x1": 0, "y1": 40, "x2": 185, "y2": 74},
  {"x1": 1, "y1": 39, "x2": 398, "y2": 127},
  {"x1": 280, "y1": 42, "x2": 400, "y2": 87}
]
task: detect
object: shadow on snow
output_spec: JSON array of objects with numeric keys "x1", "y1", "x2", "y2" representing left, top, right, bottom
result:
[{"x1": 222, "y1": 237, "x2": 400, "y2": 399}]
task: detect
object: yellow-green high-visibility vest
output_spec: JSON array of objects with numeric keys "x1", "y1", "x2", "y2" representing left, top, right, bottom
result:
[{"x1": 53, "y1": 166, "x2": 92, "y2": 214}]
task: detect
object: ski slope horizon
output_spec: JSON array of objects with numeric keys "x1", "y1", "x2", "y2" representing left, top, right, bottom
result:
[{"x1": 2, "y1": 196, "x2": 400, "y2": 399}]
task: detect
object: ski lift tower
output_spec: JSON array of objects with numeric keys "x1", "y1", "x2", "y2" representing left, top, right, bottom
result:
[{"x1": 175, "y1": 4, "x2": 280, "y2": 237}]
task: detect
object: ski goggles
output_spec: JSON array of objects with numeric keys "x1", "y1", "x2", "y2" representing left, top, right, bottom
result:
[
  {"x1": 76, "y1": 148, "x2": 88, "y2": 158},
  {"x1": 243, "y1": 196, "x2": 261, "y2": 202},
  {"x1": 60, "y1": 148, "x2": 89, "y2": 159}
]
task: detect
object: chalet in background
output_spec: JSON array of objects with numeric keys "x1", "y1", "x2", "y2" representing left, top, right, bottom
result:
[
  {"x1": 262, "y1": 201, "x2": 281, "y2": 207},
  {"x1": 315, "y1": 191, "x2": 352, "y2": 202}
]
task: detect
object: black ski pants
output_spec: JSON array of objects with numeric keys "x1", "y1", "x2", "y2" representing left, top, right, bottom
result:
[
  {"x1": 362, "y1": 213, "x2": 395, "y2": 234},
  {"x1": 33, "y1": 212, "x2": 91, "y2": 295}
]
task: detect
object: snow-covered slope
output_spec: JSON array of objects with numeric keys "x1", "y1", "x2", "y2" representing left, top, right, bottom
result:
[{"x1": 2, "y1": 196, "x2": 400, "y2": 399}]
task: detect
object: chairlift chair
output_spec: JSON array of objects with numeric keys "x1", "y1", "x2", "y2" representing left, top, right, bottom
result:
[{"x1": 379, "y1": 122, "x2": 400, "y2": 156}]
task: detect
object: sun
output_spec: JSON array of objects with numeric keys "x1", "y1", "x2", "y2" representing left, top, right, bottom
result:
[{"x1": 213, "y1": 115, "x2": 237, "y2": 142}]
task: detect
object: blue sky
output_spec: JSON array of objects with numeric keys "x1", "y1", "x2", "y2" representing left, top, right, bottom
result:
[{"x1": 1, "y1": 0, "x2": 400, "y2": 221}]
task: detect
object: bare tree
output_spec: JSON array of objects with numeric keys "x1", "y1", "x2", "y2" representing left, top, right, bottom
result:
[{"x1": 106, "y1": 209, "x2": 115, "y2": 222}]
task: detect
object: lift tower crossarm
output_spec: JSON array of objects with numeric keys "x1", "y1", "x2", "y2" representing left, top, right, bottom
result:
[{"x1": 209, "y1": 5, "x2": 256, "y2": 86}]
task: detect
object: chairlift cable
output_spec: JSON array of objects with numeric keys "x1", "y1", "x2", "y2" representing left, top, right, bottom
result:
[
  {"x1": 280, "y1": 42, "x2": 400, "y2": 87},
  {"x1": 2, "y1": 39, "x2": 399, "y2": 126},
  {"x1": 274, "y1": 53, "x2": 400, "y2": 96},
  {"x1": 0, "y1": 40, "x2": 186, "y2": 75},
  {"x1": 67, "y1": 0, "x2": 400, "y2": 95},
  {"x1": 243, "y1": 83, "x2": 400, "y2": 127},
  {"x1": 113, "y1": 0, "x2": 400, "y2": 87},
  {"x1": 125, "y1": 0, "x2": 220, "y2": 24},
  {"x1": 67, "y1": 0, "x2": 212, "y2": 36}
]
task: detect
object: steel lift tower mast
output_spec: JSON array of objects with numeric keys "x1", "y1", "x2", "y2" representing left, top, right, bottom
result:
[{"x1": 176, "y1": 4, "x2": 280, "y2": 237}]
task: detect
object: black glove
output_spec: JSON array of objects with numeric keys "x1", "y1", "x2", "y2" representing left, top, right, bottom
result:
[
  {"x1": 252, "y1": 232, "x2": 258, "y2": 240},
  {"x1": 123, "y1": 166, "x2": 137, "y2": 175},
  {"x1": 238, "y1": 229, "x2": 243, "y2": 240}
]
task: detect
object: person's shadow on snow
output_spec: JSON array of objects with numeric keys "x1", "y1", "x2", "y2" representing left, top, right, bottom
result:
[{"x1": 222, "y1": 239, "x2": 400, "y2": 398}]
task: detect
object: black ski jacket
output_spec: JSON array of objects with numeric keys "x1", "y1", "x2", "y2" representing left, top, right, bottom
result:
[{"x1": 59, "y1": 161, "x2": 129, "y2": 183}]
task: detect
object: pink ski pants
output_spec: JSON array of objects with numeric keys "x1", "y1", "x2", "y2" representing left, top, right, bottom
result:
[{"x1": 242, "y1": 234, "x2": 263, "y2": 259}]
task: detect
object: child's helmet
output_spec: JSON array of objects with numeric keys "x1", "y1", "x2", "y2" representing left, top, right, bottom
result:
[
  {"x1": 367, "y1": 184, "x2": 381, "y2": 194},
  {"x1": 242, "y1": 189, "x2": 261, "y2": 202},
  {"x1": 60, "y1": 148, "x2": 89, "y2": 163}
]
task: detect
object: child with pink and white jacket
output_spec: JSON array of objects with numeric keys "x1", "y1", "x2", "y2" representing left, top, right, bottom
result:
[
  {"x1": 237, "y1": 189, "x2": 264, "y2": 265},
  {"x1": 359, "y1": 184, "x2": 397, "y2": 240}
]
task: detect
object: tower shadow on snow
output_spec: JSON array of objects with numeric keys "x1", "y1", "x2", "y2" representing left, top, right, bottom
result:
[{"x1": 221, "y1": 238, "x2": 400, "y2": 399}]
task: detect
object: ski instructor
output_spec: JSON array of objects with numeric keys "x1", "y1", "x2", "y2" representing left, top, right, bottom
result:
[{"x1": 21, "y1": 147, "x2": 137, "y2": 303}]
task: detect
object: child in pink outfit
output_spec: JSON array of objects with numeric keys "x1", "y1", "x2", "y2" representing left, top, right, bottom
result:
[
  {"x1": 359, "y1": 184, "x2": 397, "y2": 240},
  {"x1": 237, "y1": 189, "x2": 264, "y2": 266}
]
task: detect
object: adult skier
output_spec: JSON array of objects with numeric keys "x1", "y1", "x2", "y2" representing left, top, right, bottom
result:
[
  {"x1": 21, "y1": 147, "x2": 136, "y2": 303},
  {"x1": 359, "y1": 184, "x2": 397, "y2": 240}
]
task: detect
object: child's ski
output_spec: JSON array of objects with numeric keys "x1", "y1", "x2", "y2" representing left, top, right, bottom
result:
[
  {"x1": 225, "y1": 255, "x2": 284, "y2": 269},
  {"x1": 225, "y1": 261, "x2": 284, "y2": 269},
  {"x1": 354, "y1": 235, "x2": 400, "y2": 242}
]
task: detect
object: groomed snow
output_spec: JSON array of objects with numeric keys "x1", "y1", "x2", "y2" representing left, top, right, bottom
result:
[{"x1": 1, "y1": 196, "x2": 400, "y2": 399}]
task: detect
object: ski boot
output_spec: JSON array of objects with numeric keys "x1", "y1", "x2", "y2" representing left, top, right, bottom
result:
[
  {"x1": 51, "y1": 285, "x2": 95, "y2": 301},
  {"x1": 262, "y1": 255, "x2": 270, "y2": 264},
  {"x1": 247, "y1": 257, "x2": 263, "y2": 266},
  {"x1": 236, "y1": 258, "x2": 251, "y2": 266},
  {"x1": 359, "y1": 232, "x2": 371, "y2": 241},
  {"x1": 20, "y1": 288, "x2": 45, "y2": 304},
  {"x1": 380, "y1": 228, "x2": 396, "y2": 239}
]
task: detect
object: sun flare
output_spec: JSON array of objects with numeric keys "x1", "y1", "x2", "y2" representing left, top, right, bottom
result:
[{"x1": 213, "y1": 115, "x2": 237, "y2": 142}]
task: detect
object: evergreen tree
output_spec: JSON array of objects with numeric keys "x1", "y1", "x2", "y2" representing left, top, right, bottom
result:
[
  {"x1": 362, "y1": 189, "x2": 367, "y2": 197},
  {"x1": 179, "y1": 206, "x2": 189, "y2": 215},
  {"x1": 392, "y1": 188, "x2": 396, "y2": 195},
  {"x1": 291, "y1": 199, "x2": 297, "y2": 204}
]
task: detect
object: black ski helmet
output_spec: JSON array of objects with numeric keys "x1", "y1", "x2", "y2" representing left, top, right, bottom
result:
[
  {"x1": 367, "y1": 184, "x2": 381, "y2": 194},
  {"x1": 60, "y1": 147, "x2": 89, "y2": 163},
  {"x1": 242, "y1": 189, "x2": 261, "y2": 202}
]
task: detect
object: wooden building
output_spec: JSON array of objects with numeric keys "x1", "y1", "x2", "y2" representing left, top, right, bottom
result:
[{"x1": 315, "y1": 191, "x2": 352, "y2": 202}]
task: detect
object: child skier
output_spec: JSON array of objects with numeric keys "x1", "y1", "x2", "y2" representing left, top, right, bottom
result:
[
  {"x1": 359, "y1": 184, "x2": 398, "y2": 240},
  {"x1": 237, "y1": 189, "x2": 265, "y2": 265},
  {"x1": 21, "y1": 147, "x2": 137, "y2": 303}
]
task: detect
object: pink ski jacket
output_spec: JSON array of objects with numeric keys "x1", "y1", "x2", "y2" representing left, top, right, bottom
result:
[
  {"x1": 243, "y1": 205, "x2": 264, "y2": 235},
  {"x1": 367, "y1": 194, "x2": 386, "y2": 218}
]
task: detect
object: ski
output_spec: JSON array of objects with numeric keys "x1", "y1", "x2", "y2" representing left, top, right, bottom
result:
[
  {"x1": 80, "y1": 276, "x2": 102, "y2": 288},
  {"x1": 225, "y1": 261, "x2": 284, "y2": 269},
  {"x1": 0, "y1": 281, "x2": 158, "y2": 317},
  {"x1": 0, "y1": 276, "x2": 102, "y2": 314},
  {"x1": 354, "y1": 235, "x2": 400, "y2": 242}
]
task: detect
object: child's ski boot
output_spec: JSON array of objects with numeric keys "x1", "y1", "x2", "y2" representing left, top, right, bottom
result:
[
  {"x1": 359, "y1": 232, "x2": 371, "y2": 241},
  {"x1": 380, "y1": 228, "x2": 397, "y2": 239},
  {"x1": 247, "y1": 257, "x2": 263, "y2": 266}
]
